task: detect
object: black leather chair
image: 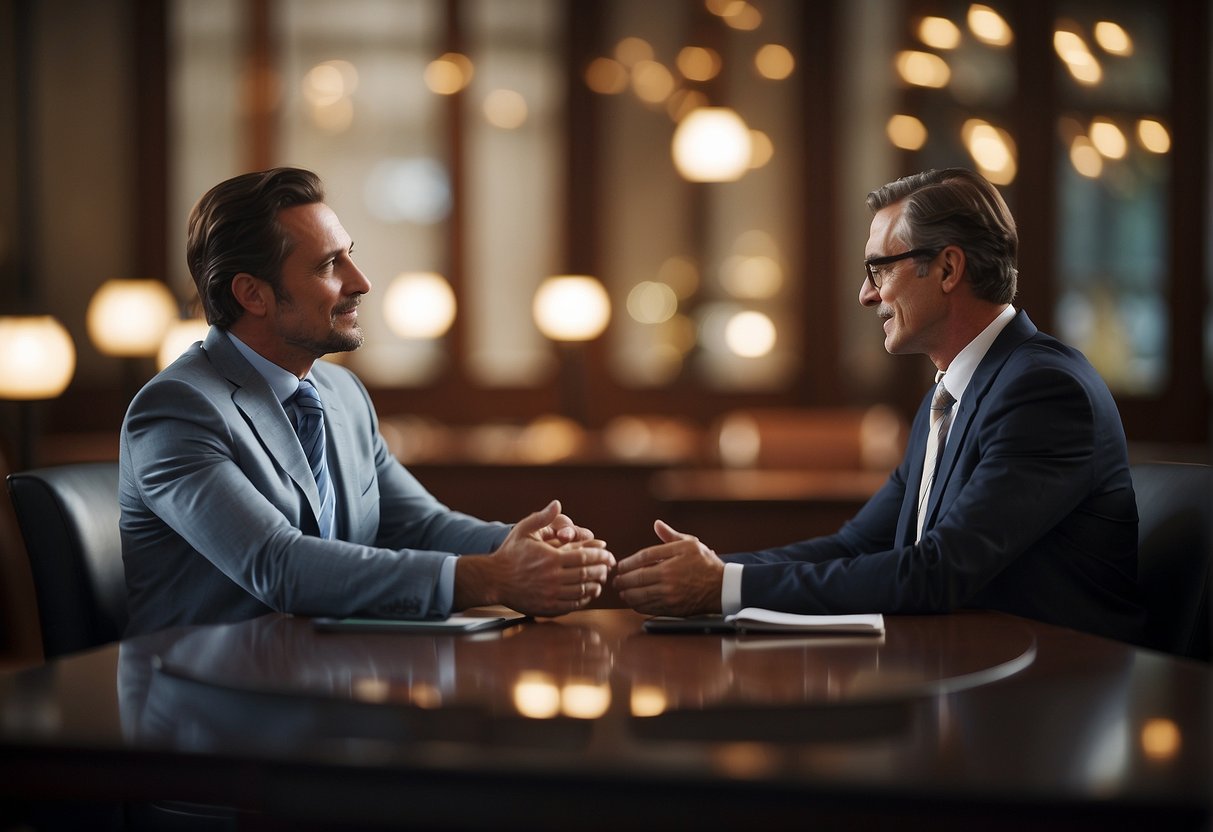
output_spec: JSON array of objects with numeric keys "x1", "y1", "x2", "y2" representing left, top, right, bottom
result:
[
  {"x1": 1132, "y1": 461, "x2": 1212, "y2": 661},
  {"x1": 7, "y1": 461, "x2": 127, "y2": 659}
]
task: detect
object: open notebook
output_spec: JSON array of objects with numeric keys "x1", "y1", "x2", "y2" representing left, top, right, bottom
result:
[{"x1": 643, "y1": 607, "x2": 884, "y2": 635}]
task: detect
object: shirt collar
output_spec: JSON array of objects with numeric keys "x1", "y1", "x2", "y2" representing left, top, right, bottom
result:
[
  {"x1": 225, "y1": 331, "x2": 310, "y2": 405},
  {"x1": 941, "y1": 304, "x2": 1016, "y2": 403}
]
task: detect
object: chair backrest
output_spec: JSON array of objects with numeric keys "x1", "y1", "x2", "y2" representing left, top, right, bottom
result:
[
  {"x1": 1132, "y1": 461, "x2": 1212, "y2": 661},
  {"x1": 6, "y1": 462, "x2": 126, "y2": 659}
]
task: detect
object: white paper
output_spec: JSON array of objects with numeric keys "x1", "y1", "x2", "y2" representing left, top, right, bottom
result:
[{"x1": 725, "y1": 607, "x2": 885, "y2": 634}]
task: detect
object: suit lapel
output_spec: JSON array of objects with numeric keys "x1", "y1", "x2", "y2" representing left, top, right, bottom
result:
[
  {"x1": 202, "y1": 328, "x2": 322, "y2": 518},
  {"x1": 924, "y1": 310, "x2": 1038, "y2": 526},
  {"x1": 896, "y1": 386, "x2": 935, "y2": 547}
]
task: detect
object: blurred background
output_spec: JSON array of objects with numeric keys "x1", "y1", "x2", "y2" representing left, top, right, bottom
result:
[{"x1": 0, "y1": 0, "x2": 1208, "y2": 660}]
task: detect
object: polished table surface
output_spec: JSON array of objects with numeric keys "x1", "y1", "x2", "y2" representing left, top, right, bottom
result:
[{"x1": 1, "y1": 608, "x2": 1209, "y2": 830}]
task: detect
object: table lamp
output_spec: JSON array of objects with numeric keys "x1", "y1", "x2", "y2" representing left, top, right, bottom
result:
[
  {"x1": 384, "y1": 272, "x2": 457, "y2": 339},
  {"x1": 157, "y1": 317, "x2": 211, "y2": 371},
  {"x1": 532, "y1": 275, "x2": 611, "y2": 423},
  {"x1": 671, "y1": 106, "x2": 753, "y2": 182},
  {"x1": 86, "y1": 278, "x2": 178, "y2": 400},
  {"x1": 0, "y1": 315, "x2": 77, "y2": 470}
]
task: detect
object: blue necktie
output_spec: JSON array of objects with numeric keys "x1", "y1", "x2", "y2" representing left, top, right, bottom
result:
[{"x1": 290, "y1": 380, "x2": 336, "y2": 539}]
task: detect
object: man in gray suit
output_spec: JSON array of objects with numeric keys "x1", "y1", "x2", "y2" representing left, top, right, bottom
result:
[{"x1": 120, "y1": 167, "x2": 613, "y2": 636}]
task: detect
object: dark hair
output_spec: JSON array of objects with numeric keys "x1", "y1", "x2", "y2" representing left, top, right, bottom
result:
[
  {"x1": 866, "y1": 168, "x2": 1017, "y2": 304},
  {"x1": 186, "y1": 167, "x2": 326, "y2": 329}
]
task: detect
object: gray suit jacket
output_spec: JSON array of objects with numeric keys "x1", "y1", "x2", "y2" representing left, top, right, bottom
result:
[{"x1": 119, "y1": 327, "x2": 509, "y2": 636}]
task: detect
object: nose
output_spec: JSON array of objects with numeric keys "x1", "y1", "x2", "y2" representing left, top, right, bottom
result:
[
  {"x1": 859, "y1": 275, "x2": 880, "y2": 307},
  {"x1": 346, "y1": 261, "x2": 372, "y2": 296}
]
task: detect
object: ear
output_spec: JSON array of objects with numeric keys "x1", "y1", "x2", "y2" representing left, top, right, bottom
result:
[
  {"x1": 938, "y1": 246, "x2": 966, "y2": 294},
  {"x1": 230, "y1": 273, "x2": 270, "y2": 317}
]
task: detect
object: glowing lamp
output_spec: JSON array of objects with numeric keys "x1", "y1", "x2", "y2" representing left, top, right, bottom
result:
[
  {"x1": 87, "y1": 279, "x2": 178, "y2": 357},
  {"x1": 384, "y1": 272, "x2": 457, "y2": 339},
  {"x1": 0, "y1": 315, "x2": 76, "y2": 400},
  {"x1": 157, "y1": 318, "x2": 210, "y2": 370},
  {"x1": 671, "y1": 107, "x2": 752, "y2": 182},
  {"x1": 532, "y1": 275, "x2": 611, "y2": 341}
]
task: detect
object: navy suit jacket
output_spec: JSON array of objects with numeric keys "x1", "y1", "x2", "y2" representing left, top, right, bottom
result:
[
  {"x1": 727, "y1": 311, "x2": 1146, "y2": 644},
  {"x1": 120, "y1": 328, "x2": 509, "y2": 636}
]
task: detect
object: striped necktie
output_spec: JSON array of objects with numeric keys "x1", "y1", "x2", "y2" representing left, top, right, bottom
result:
[
  {"x1": 916, "y1": 374, "x2": 955, "y2": 540},
  {"x1": 290, "y1": 379, "x2": 336, "y2": 539}
]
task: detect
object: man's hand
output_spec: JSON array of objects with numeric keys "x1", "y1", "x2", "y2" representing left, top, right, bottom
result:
[
  {"x1": 614, "y1": 520, "x2": 724, "y2": 616},
  {"x1": 536, "y1": 507, "x2": 595, "y2": 546},
  {"x1": 455, "y1": 501, "x2": 614, "y2": 617}
]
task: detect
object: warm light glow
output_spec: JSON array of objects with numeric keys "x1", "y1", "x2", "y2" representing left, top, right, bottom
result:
[
  {"x1": 1140, "y1": 718, "x2": 1182, "y2": 761},
  {"x1": 968, "y1": 4, "x2": 1013, "y2": 46},
  {"x1": 483, "y1": 88, "x2": 528, "y2": 129},
  {"x1": 156, "y1": 318, "x2": 209, "y2": 371},
  {"x1": 754, "y1": 44, "x2": 795, "y2": 80},
  {"x1": 1070, "y1": 135, "x2": 1104, "y2": 178},
  {"x1": 384, "y1": 272, "x2": 457, "y2": 339},
  {"x1": 887, "y1": 114, "x2": 928, "y2": 150},
  {"x1": 724, "y1": 310, "x2": 776, "y2": 358},
  {"x1": 1094, "y1": 20, "x2": 1133, "y2": 56},
  {"x1": 962, "y1": 119, "x2": 1017, "y2": 185},
  {"x1": 706, "y1": 0, "x2": 745, "y2": 17},
  {"x1": 677, "y1": 46, "x2": 721, "y2": 82},
  {"x1": 657, "y1": 255, "x2": 700, "y2": 299},
  {"x1": 87, "y1": 279, "x2": 178, "y2": 358},
  {"x1": 895, "y1": 51, "x2": 951, "y2": 88},
  {"x1": 533, "y1": 275, "x2": 611, "y2": 341},
  {"x1": 614, "y1": 36, "x2": 653, "y2": 67},
  {"x1": 631, "y1": 60, "x2": 676, "y2": 104},
  {"x1": 561, "y1": 681, "x2": 611, "y2": 719},
  {"x1": 627, "y1": 281, "x2": 679, "y2": 324},
  {"x1": 513, "y1": 672, "x2": 561, "y2": 719},
  {"x1": 1054, "y1": 30, "x2": 1102, "y2": 85},
  {"x1": 302, "y1": 60, "x2": 358, "y2": 107},
  {"x1": 630, "y1": 685, "x2": 668, "y2": 717},
  {"x1": 352, "y1": 677, "x2": 390, "y2": 703},
  {"x1": 747, "y1": 130, "x2": 774, "y2": 168},
  {"x1": 308, "y1": 98, "x2": 354, "y2": 133},
  {"x1": 666, "y1": 88, "x2": 707, "y2": 122},
  {"x1": 0, "y1": 316, "x2": 76, "y2": 400},
  {"x1": 424, "y1": 52, "x2": 473, "y2": 95},
  {"x1": 918, "y1": 16, "x2": 962, "y2": 49},
  {"x1": 717, "y1": 412, "x2": 761, "y2": 467},
  {"x1": 584, "y1": 57, "x2": 628, "y2": 94},
  {"x1": 1089, "y1": 118, "x2": 1127, "y2": 159},
  {"x1": 672, "y1": 107, "x2": 752, "y2": 182},
  {"x1": 722, "y1": 2, "x2": 762, "y2": 30},
  {"x1": 1137, "y1": 119, "x2": 1171, "y2": 154},
  {"x1": 720, "y1": 255, "x2": 783, "y2": 299}
]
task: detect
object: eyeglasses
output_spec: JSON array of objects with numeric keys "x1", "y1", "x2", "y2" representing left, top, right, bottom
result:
[{"x1": 864, "y1": 248, "x2": 940, "y2": 290}]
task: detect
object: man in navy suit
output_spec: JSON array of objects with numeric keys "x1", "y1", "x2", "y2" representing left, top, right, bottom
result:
[
  {"x1": 120, "y1": 168, "x2": 613, "y2": 636},
  {"x1": 615, "y1": 168, "x2": 1145, "y2": 644}
]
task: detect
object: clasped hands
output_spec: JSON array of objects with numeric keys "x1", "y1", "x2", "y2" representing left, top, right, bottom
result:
[{"x1": 459, "y1": 503, "x2": 722, "y2": 619}]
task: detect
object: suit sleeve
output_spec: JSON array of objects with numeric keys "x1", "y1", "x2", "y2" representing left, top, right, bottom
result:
[{"x1": 735, "y1": 362, "x2": 1101, "y2": 614}]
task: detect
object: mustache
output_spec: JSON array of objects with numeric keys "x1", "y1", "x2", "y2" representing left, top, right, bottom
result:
[{"x1": 334, "y1": 297, "x2": 362, "y2": 315}]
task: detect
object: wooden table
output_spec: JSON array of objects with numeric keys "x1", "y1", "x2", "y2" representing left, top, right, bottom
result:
[{"x1": 1, "y1": 608, "x2": 1208, "y2": 830}]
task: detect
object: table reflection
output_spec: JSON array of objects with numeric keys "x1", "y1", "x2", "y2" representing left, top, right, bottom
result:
[{"x1": 115, "y1": 609, "x2": 1041, "y2": 753}]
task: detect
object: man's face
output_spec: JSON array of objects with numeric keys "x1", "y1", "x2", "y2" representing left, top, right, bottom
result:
[
  {"x1": 860, "y1": 201, "x2": 944, "y2": 356},
  {"x1": 270, "y1": 202, "x2": 371, "y2": 360}
]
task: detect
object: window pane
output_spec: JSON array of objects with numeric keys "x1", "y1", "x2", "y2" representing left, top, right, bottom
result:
[{"x1": 1053, "y1": 3, "x2": 1170, "y2": 395}]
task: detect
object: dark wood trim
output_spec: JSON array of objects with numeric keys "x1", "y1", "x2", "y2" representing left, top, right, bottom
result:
[
  {"x1": 246, "y1": 0, "x2": 277, "y2": 170},
  {"x1": 133, "y1": 0, "x2": 169, "y2": 284},
  {"x1": 800, "y1": 0, "x2": 841, "y2": 406}
]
